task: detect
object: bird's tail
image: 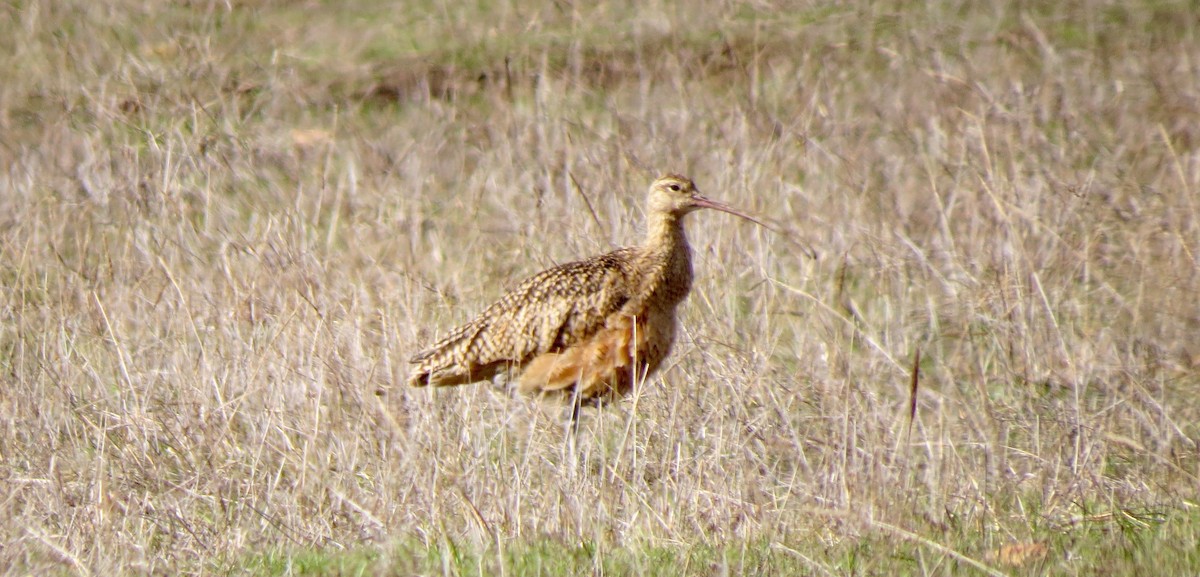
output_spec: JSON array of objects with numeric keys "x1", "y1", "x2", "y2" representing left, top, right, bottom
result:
[{"x1": 407, "y1": 321, "x2": 502, "y2": 387}]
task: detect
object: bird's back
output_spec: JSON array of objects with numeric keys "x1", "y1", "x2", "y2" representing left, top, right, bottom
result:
[{"x1": 407, "y1": 248, "x2": 640, "y2": 388}]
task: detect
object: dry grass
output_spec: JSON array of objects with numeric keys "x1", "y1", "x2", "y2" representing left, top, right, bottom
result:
[{"x1": 2, "y1": 0, "x2": 1198, "y2": 574}]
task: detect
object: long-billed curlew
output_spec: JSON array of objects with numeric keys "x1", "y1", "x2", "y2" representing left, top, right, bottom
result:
[{"x1": 407, "y1": 174, "x2": 763, "y2": 405}]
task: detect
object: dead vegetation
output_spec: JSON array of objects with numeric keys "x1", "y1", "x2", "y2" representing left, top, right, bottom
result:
[{"x1": 1, "y1": 0, "x2": 1198, "y2": 574}]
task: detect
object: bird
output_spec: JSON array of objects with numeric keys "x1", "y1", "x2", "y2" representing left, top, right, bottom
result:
[{"x1": 407, "y1": 173, "x2": 764, "y2": 406}]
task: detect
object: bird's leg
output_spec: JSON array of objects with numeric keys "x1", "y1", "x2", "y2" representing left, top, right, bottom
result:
[
  {"x1": 557, "y1": 389, "x2": 584, "y2": 474},
  {"x1": 570, "y1": 397, "x2": 582, "y2": 432},
  {"x1": 566, "y1": 388, "x2": 585, "y2": 438}
]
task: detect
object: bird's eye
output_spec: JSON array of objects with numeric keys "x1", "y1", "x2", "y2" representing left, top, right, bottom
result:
[{"x1": 668, "y1": 184, "x2": 681, "y2": 192}]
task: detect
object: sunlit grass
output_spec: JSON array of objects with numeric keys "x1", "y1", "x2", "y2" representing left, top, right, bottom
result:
[{"x1": 1, "y1": 0, "x2": 1197, "y2": 575}]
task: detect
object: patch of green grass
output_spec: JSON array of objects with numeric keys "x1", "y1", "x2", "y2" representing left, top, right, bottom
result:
[
  {"x1": 227, "y1": 507, "x2": 1200, "y2": 576},
  {"x1": 233, "y1": 537, "x2": 814, "y2": 576}
]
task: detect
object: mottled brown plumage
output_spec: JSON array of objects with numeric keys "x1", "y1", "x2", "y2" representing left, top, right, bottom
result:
[{"x1": 408, "y1": 174, "x2": 761, "y2": 403}]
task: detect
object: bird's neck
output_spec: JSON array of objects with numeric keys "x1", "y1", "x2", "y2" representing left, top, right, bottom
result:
[
  {"x1": 643, "y1": 211, "x2": 688, "y2": 256},
  {"x1": 633, "y1": 211, "x2": 694, "y2": 308}
]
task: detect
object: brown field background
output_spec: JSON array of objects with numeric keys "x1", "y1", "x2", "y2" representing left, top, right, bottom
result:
[{"x1": 1, "y1": 0, "x2": 1198, "y2": 574}]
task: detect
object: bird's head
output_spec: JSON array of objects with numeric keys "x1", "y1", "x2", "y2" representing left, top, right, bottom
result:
[{"x1": 648, "y1": 174, "x2": 765, "y2": 226}]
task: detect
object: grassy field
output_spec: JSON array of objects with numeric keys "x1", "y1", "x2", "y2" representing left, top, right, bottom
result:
[{"x1": 2, "y1": 0, "x2": 1199, "y2": 574}]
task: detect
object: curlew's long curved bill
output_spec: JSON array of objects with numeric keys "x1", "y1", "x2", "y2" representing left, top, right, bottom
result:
[{"x1": 692, "y1": 194, "x2": 771, "y2": 229}]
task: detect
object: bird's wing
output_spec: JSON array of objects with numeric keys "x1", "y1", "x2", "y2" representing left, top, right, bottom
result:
[{"x1": 407, "y1": 248, "x2": 637, "y2": 387}]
